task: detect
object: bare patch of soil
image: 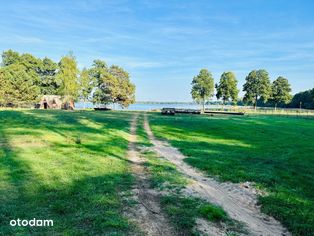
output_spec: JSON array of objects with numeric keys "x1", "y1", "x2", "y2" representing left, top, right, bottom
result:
[
  {"x1": 144, "y1": 114, "x2": 290, "y2": 236},
  {"x1": 195, "y1": 218, "x2": 226, "y2": 236}
]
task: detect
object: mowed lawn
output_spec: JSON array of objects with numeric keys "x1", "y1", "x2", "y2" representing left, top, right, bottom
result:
[
  {"x1": 148, "y1": 113, "x2": 314, "y2": 235},
  {"x1": 0, "y1": 110, "x2": 136, "y2": 235}
]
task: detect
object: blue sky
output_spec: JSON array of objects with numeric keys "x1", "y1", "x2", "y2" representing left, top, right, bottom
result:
[{"x1": 0, "y1": 0, "x2": 313, "y2": 101}]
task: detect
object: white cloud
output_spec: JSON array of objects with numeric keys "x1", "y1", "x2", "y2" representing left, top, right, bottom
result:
[{"x1": 14, "y1": 35, "x2": 43, "y2": 43}]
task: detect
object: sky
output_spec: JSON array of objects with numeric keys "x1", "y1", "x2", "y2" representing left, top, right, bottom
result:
[{"x1": 0, "y1": 0, "x2": 313, "y2": 102}]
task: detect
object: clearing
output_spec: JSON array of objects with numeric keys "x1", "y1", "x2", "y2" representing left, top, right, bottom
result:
[{"x1": 1, "y1": 110, "x2": 313, "y2": 235}]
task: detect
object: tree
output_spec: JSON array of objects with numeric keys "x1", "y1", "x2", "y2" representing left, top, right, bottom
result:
[
  {"x1": 109, "y1": 65, "x2": 135, "y2": 107},
  {"x1": 90, "y1": 60, "x2": 111, "y2": 106},
  {"x1": 91, "y1": 60, "x2": 135, "y2": 108},
  {"x1": 289, "y1": 88, "x2": 314, "y2": 109},
  {"x1": 56, "y1": 53, "x2": 79, "y2": 109},
  {"x1": 78, "y1": 68, "x2": 93, "y2": 108},
  {"x1": 19, "y1": 53, "x2": 42, "y2": 74},
  {"x1": 271, "y1": 76, "x2": 292, "y2": 110},
  {"x1": 215, "y1": 71, "x2": 239, "y2": 105},
  {"x1": 39, "y1": 57, "x2": 60, "y2": 95},
  {"x1": 0, "y1": 68, "x2": 9, "y2": 106},
  {"x1": 93, "y1": 72, "x2": 119, "y2": 106},
  {"x1": 89, "y1": 59, "x2": 107, "y2": 87},
  {"x1": 191, "y1": 69, "x2": 214, "y2": 112},
  {"x1": 0, "y1": 64, "x2": 40, "y2": 106},
  {"x1": 243, "y1": 69, "x2": 271, "y2": 109},
  {"x1": 1, "y1": 49, "x2": 20, "y2": 66},
  {"x1": 1, "y1": 50, "x2": 60, "y2": 96},
  {"x1": 18, "y1": 53, "x2": 43, "y2": 90}
]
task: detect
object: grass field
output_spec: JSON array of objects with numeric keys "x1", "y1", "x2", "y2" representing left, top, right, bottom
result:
[
  {"x1": 148, "y1": 113, "x2": 314, "y2": 235},
  {"x1": 1, "y1": 110, "x2": 313, "y2": 235},
  {"x1": 0, "y1": 110, "x2": 136, "y2": 235}
]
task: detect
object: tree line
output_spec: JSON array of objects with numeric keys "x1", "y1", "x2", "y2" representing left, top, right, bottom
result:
[
  {"x1": 0, "y1": 50, "x2": 136, "y2": 108},
  {"x1": 191, "y1": 69, "x2": 313, "y2": 111},
  {"x1": 288, "y1": 88, "x2": 314, "y2": 109}
]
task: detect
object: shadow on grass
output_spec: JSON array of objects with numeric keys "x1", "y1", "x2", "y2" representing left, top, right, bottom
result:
[
  {"x1": 147, "y1": 112, "x2": 314, "y2": 235},
  {"x1": 0, "y1": 172, "x2": 134, "y2": 235},
  {"x1": 0, "y1": 110, "x2": 137, "y2": 235}
]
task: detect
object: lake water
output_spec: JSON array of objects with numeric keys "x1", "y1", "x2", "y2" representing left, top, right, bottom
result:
[{"x1": 75, "y1": 102, "x2": 217, "y2": 111}]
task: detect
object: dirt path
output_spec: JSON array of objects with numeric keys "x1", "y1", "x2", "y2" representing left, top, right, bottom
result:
[
  {"x1": 144, "y1": 114, "x2": 290, "y2": 236},
  {"x1": 126, "y1": 115, "x2": 176, "y2": 236}
]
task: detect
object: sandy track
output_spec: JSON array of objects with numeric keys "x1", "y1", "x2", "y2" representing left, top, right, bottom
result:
[
  {"x1": 126, "y1": 115, "x2": 176, "y2": 236},
  {"x1": 144, "y1": 114, "x2": 290, "y2": 236}
]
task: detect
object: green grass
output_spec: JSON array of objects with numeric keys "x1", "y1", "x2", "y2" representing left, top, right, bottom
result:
[
  {"x1": 0, "y1": 110, "x2": 137, "y2": 235},
  {"x1": 136, "y1": 114, "x2": 243, "y2": 235},
  {"x1": 136, "y1": 114, "x2": 186, "y2": 190},
  {"x1": 148, "y1": 113, "x2": 314, "y2": 235},
  {"x1": 143, "y1": 150, "x2": 187, "y2": 190},
  {"x1": 159, "y1": 194, "x2": 244, "y2": 236}
]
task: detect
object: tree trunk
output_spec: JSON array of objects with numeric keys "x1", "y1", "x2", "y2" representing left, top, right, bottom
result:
[
  {"x1": 275, "y1": 103, "x2": 277, "y2": 111},
  {"x1": 254, "y1": 95, "x2": 258, "y2": 110},
  {"x1": 69, "y1": 100, "x2": 75, "y2": 110},
  {"x1": 202, "y1": 98, "x2": 205, "y2": 113}
]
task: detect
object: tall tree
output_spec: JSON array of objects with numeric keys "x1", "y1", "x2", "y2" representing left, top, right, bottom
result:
[
  {"x1": 56, "y1": 53, "x2": 79, "y2": 109},
  {"x1": 191, "y1": 69, "x2": 214, "y2": 112},
  {"x1": 90, "y1": 60, "x2": 111, "y2": 105},
  {"x1": 91, "y1": 61, "x2": 135, "y2": 108},
  {"x1": 243, "y1": 69, "x2": 271, "y2": 109},
  {"x1": 0, "y1": 64, "x2": 40, "y2": 106},
  {"x1": 39, "y1": 57, "x2": 60, "y2": 95},
  {"x1": 89, "y1": 59, "x2": 107, "y2": 87},
  {"x1": 19, "y1": 53, "x2": 42, "y2": 73},
  {"x1": 78, "y1": 68, "x2": 93, "y2": 108},
  {"x1": 19, "y1": 53, "x2": 42, "y2": 88},
  {"x1": 271, "y1": 76, "x2": 292, "y2": 110},
  {"x1": 109, "y1": 65, "x2": 135, "y2": 108},
  {"x1": 216, "y1": 71, "x2": 239, "y2": 105}
]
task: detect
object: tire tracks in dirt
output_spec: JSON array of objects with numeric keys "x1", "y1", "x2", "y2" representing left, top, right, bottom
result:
[
  {"x1": 143, "y1": 114, "x2": 290, "y2": 236},
  {"x1": 126, "y1": 114, "x2": 176, "y2": 236}
]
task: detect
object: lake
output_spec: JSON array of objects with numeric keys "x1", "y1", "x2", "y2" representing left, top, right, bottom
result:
[{"x1": 75, "y1": 102, "x2": 217, "y2": 111}]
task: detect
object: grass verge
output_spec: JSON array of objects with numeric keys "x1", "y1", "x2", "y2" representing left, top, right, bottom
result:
[{"x1": 148, "y1": 112, "x2": 314, "y2": 235}]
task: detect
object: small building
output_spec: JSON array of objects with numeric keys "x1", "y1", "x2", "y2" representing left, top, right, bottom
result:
[{"x1": 37, "y1": 95, "x2": 63, "y2": 109}]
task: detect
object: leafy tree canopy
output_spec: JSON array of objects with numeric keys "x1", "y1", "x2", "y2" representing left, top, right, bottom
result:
[
  {"x1": 56, "y1": 53, "x2": 79, "y2": 101},
  {"x1": 0, "y1": 50, "x2": 136, "y2": 108},
  {"x1": 243, "y1": 69, "x2": 271, "y2": 108},
  {"x1": 216, "y1": 71, "x2": 239, "y2": 104},
  {"x1": 0, "y1": 64, "x2": 40, "y2": 105},
  {"x1": 78, "y1": 68, "x2": 94, "y2": 105},
  {"x1": 1, "y1": 49, "x2": 20, "y2": 66},
  {"x1": 191, "y1": 69, "x2": 214, "y2": 111},
  {"x1": 92, "y1": 61, "x2": 135, "y2": 108},
  {"x1": 39, "y1": 57, "x2": 59, "y2": 95},
  {"x1": 289, "y1": 88, "x2": 314, "y2": 109},
  {"x1": 271, "y1": 76, "x2": 292, "y2": 109}
]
